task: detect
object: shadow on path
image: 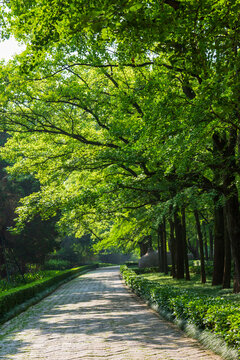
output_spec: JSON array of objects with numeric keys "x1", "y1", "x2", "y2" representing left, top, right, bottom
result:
[{"x1": 0, "y1": 267, "x2": 221, "y2": 360}]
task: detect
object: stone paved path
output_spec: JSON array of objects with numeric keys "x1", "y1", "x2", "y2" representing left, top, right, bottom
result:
[{"x1": 0, "y1": 267, "x2": 223, "y2": 360}]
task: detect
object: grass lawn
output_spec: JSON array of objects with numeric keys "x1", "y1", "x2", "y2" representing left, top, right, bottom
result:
[{"x1": 141, "y1": 272, "x2": 240, "y2": 302}]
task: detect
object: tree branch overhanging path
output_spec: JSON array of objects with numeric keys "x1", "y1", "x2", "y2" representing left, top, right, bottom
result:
[{"x1": 0, "y1": 0, "x2": 240, "y2": 303}]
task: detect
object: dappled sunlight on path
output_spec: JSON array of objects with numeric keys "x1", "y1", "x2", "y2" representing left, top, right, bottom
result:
[{"x1": 0, "y1": 267, "x2": 222, "y2": 359}]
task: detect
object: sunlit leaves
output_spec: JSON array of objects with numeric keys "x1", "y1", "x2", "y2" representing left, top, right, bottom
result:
[{"x1": 1, "y1": 0, "x2": 240, "y2": 254}]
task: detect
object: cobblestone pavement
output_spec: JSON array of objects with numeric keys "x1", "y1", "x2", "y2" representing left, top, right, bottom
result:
[{"x1": 0, "y1": 267, "x2": 223, "y2": 360}]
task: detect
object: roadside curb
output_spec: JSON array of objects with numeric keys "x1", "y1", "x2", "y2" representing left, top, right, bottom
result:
[{"x1": 0, "y1": 268, "x2": 95, "y2": 326}]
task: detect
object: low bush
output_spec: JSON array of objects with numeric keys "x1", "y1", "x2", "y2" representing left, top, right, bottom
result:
[
  {"x1": 125, "y1": 261, "x2": 139, "y2": 267},
  {"x1": 98, "y1": 262, "x2": 116, "y2": 267},
  {"x1": 189, "y1": 264, "x2": 214, "y2": 277},
  {"x1": 120, "y1": 265, "x2": 240, "y2": 357},
  {"x1": 0, "y1": 264, "x2": 97, "y2": 322},
  {"x1": 0, "y1": 271, "x2": 49, "y2": 292},
  {"x1": 134, "y1": 267, "x2": 160, "y2": 274},
  {"x1": 44, "y1": 259, "x2": 72, "y2": 270}
]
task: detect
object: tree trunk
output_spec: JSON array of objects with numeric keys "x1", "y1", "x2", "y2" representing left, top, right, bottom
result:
[
  {"x1": 169, "y1": 217, "x2": 176, "y2": 278},
  {"x1": 160, "y1": 224, "x2": 164, "y2": 272},
  {"x1": 162, "y1": 217, "x2": 168, "y2": 274},
  {"x1": 0, "y1": 230, "x2": 9, "y2": 281},
  {"x1": 194, "y1": 210, "x2": 206, "y2": 283},
  {"x1": 139, "y1": 235, "x2": 152, "y2": 257},
  {"x1": 209, "y1": 225, "x2": 214, "y2": 261},
  {"x1": 181, "y1": 207, "x2": 190, "y2": 280},
  {"x1": 202, "y1": 222, "x2": 209, "y2": 261},
  {"x1": 9, "y1": 248, "x2": 26, "y2": 284},
  {"x1": 174, "y1": 210, "x2": 185, "y2": 279},
  {"x1": 212, "y1": 200, "x2": 225, "y2": 285},
  {"x1": 221, "y1": 129, "x2": 240, "y2": 293},
  {"x1": 0, "y1": 239, "x2": 7, "y2": 278},
  {"x1": 187, "y1": 238, "x2": 199, "y2": 260},
  {"x1": 224, "y1": 190, "x2": 240, "y2": 293},
  {"x1": 157, "y1": 225, "x2": 162, "y2": 272},
  {"x1": 222, "y1": 206, "x2": 231, "y2": 288}
]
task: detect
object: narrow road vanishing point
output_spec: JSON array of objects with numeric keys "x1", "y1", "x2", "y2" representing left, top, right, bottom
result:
[{"x1": 0, "y1": 267, "x2": 223, "y2": 360}]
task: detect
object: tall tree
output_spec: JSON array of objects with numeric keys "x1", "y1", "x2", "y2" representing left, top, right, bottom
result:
[{"x1": 1, "y1": 0, "x2": 240, "y2": 291}]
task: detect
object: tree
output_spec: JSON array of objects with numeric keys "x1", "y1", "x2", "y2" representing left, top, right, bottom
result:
[
  {"x1": 1, "y1": 0, "x2": 240, "y2": 290},
  {"x1": 0, "y1": 61, "x2": 215, "y2": 280},
  {"x1": 0, "y1": 132, "x2": 59, "y2": 276}
]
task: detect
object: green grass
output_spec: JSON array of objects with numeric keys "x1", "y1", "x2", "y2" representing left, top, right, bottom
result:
[
  {"x1": 142, "y1": 272, "x2": 239, "y2": 302},
  {"x1": 0, "y1": 270, "x2": 65, "y2": 292}
]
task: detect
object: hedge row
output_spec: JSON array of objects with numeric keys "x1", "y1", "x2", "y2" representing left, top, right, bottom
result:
[
  {"x1": 120, "y1": 265, "x2": 240, "y2": 356},
  {"x1": 0, "y1": 264, "x2": 98, "y2": 322}
]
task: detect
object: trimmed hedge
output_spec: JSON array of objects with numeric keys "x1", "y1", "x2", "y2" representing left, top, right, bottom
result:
[
  {"x1": 0, "y1": 264, "x2": 98, "y2": 322},
  {"x1": 120, "y1": 265, "x2": 240, "y2": 357},
  {"x1": 133, "y1": 267, "x2": 160, "y2": 274}
]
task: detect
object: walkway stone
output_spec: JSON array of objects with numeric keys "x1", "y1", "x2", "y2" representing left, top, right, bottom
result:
[{"x1": 0, "y1": 267, "x2": 223, "y2": 360}]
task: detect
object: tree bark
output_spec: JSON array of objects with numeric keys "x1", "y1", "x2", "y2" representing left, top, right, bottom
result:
[
  {"x1": 160, "y1": 224, "x2": 164, "y2": 272},
  {"x1": 9, "y1": 248, "x2": 26, "y2": 284},
  {"x1": 187, "y1": 238, "x2": 199, "y2": 259},
  {"x1": 212, "y1": 200, "x2": 225, "y2": 285},
  {"x1": 174, "y1": 210, "x2": 185, "y2": 279},
  {"x1": 221, "y1": 129, "x2": 240, "y2": 293},
  {"x1": 0, "y1": 239, "x2": 7, "y2": 278},
  {"x1": 169, "y1": 217, "x2": 176, "y2": 278},
  {"x1": 202, "y1": 222, "x2": 209, "y2": 261},
  {"x1": 209, "y1": 225, "x2": 214, "y2": 261},
  {"x1": 162, "y1": 217, "x2": 168, "y2": 274},
  {"x1": 224, "y1": 190, "x2": 240, "y2": 292},
  {"x1": 0, "y1": 230, "x2": 9, "y2": 281},
  {"x1": 157, "y1": 225, "x2": 162, "y2": 272},
  {"x1": 222, "y1": 206, "x2": 231, "y2": 288},
  {"x1": 194, "y1": 210, "x2": 206, "y2": 283},
  {"x1": 139, "y1": 235, "x2": 152, "y2": 257},
  {"x1": 181, "y1": 207, "x2": 190, "y2": 280}
]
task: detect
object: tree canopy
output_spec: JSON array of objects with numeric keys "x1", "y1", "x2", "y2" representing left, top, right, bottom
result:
[{"x1": 0, "y1": 0, "x2": 240, "y2": 291}]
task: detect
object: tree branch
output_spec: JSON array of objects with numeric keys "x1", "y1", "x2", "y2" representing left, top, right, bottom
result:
[
  {"x1": 103, "y1": 71, "x2": 144, "y2": 117},
  {"x1": 164, "y1": 0, "x2": 181, "y2": 10}
]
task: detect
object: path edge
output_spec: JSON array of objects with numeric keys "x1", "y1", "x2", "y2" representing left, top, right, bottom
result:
[
  {"x1": 119, "y1": 272, "x2": 239, "y2": 360},
  {"x1": 0, "y1": 268, "x2": 95, "y2": 326}
]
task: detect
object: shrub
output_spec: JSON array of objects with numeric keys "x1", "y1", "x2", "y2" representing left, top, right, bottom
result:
[
  {"x1": 120, "y1": 265, "x2": 240, "y2": 356},
  {"x1": 0, "y1": 271, "x2": 47, "y2": 292},
  {"x1": 44, "y1": 259, "x2": 72, "y2": 270},
  {"x1": 125, "y1": 261, "x2": 139, "y2": 267},
  {"x1": 0, "y1": 264, "x2": 98, "y2": 322},
  {"x1": 189, "y1": 264, "x2": 214, "y2": 277},
  {"x1": 134, "y1": 267, "x2": 160, "y2": 274}
]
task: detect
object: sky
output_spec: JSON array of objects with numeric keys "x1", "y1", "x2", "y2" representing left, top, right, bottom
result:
[{"x1": 0, "y1": 37, "x2": 26, "y2": 61}]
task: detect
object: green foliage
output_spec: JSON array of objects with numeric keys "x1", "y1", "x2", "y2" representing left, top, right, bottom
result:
[
  {"x1": 0, "y1": 264, "x2": 98, "y2": 322},
  {"x1": 1, "y1": 0, "x2": 240, "y2": 289},
  {"x1": 97, "y1": 262, "x2": 116, "y2": 267},
  {"x1": 52, "y1": 235, "x2": 95, "y2": 265},
  {"x1": 0, "y1": 270, "x2": 47, "y2": 291},
  {"x1": 189, "y1": 264, "x2": 214, "y2": 277},
  {"x1": 124, "y1": 261, "x2": 139, "y2": 267},
  {"x1": 44, "y1": 259, "x2": 72, "y2": 270},
  {"x1": 0, "y1": 27, "x2": 228, "y2": 257},
  {"x1": 132, "y1": 266, "x2": 159, "y2": 274},
  {"x1": 120, "y1": 266, "x2": 240, "y2": 354},
  {"x1": 10, "y1": 216, "x2": 59, "y2": 265}
]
